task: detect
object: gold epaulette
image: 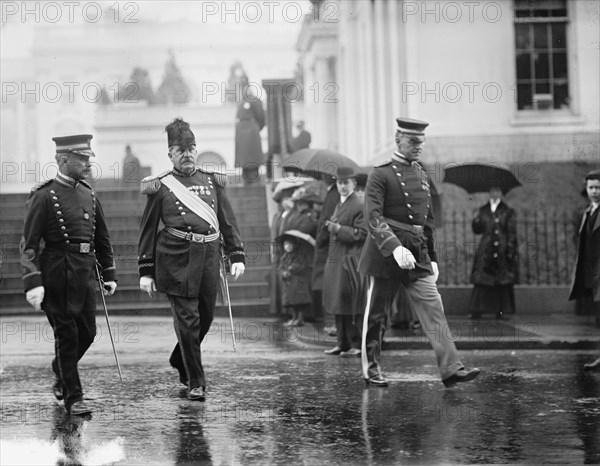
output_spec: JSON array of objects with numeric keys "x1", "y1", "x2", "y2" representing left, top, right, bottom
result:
[
  {"x1": 374, "y1": 159, "x2": 392, "y2": 168},
  {"x1": 140, "y1": 170, "x2": 171, "y2": 195},
  {"x1": 212, "y1": 172, "x2": 228, "y2": 187},
  {"x1": 197, "y1": 167, "x2": 228, "y2": 187},
  {"x1": 30, "y1": 179, "x2": 53, "y2": 192}
]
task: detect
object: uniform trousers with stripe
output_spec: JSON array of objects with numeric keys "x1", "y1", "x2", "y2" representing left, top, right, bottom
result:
[{"x1": 361, "y1": 274, "x2": 463, "y2": 380}]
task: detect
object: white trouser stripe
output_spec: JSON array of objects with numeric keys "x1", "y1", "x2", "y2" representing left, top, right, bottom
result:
[{"x1": 361, "y1": 276, "x2": 375, "y2": 379}]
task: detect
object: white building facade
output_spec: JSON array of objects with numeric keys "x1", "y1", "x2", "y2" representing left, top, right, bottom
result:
[{"x1": 298, "y1": 0, "x2": 599, "y2": 170}]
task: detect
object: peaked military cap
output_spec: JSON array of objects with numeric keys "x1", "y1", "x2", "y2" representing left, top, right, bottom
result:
[
  {"x1": 396, "y1": 117, "x2": 429, "y2": 136},
  {"x1": 52, "y1": 134, "x2": 95, "y2": 157},
  {"x1": 165, "y1": 118, "x2": 196, "y2": 151}
]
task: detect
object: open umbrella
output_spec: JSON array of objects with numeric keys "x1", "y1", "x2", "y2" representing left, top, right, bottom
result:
[
  {"x1": 443, "y1": 163, "x2": 521, "y2": 195},
  {"x1": 282, "y1": 148, "x2": 360, "y2": 180}
]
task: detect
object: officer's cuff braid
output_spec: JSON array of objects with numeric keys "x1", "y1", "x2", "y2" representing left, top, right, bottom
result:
[{"x1": 229, "y1": 252, "x2": 245, "y2": 265}]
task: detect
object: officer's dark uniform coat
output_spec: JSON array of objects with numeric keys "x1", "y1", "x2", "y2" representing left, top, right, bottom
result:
[
  {"x1": 138, "y1": 168, "x2": 244, "y2": 296},
  {"x1": 359, "y1": 159, "x2": 437, "y2": 282},
  {"x1": 21, "y1": 175, "x2": 116, "y2": 309}
]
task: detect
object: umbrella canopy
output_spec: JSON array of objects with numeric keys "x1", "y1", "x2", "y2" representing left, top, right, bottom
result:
[
  {"x1": 443, "y1": 163, "x2": 521, "y2": 195},
  {"x1": 282, "y1": 148, "x2": 360, "y2": 180}
]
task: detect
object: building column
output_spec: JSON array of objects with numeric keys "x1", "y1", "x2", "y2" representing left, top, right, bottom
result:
[
  {"x1": 388, "y1": 0, "x2": 401, "y2": 127},
  {"x1": 312, "y1": 54, "x2": 332, "y2": 149},
  {"x1": 374, "y1": 0, "x2": 388, "y2": 150}
]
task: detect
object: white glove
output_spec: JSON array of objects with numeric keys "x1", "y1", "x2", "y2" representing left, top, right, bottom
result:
[
  {"x1": 140, "y1": 276, "x2": 156, "y2": 297},
  {"x1": 26, "y1": 286, "x2": 45, "y2": 311},
  {"x1": 393, "y1": 245, "x2": 416, "y2": 270},
  {"x1": 230, "y1": 262, "x2": 245, "y2": 280},
  {"x1": 431, "y1": 261, "x2": 439, "y2": 282},
  {"x1": 103, "y1": 281, "x2": 117, "y2": 296}
]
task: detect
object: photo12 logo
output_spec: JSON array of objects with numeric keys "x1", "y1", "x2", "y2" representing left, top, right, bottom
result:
[
  {"x1": 1, "y1": 1, "x2": 139, "y2": 24},
  {"x1": 1, "y1": 81, "x2": 140, "y2": 104}
]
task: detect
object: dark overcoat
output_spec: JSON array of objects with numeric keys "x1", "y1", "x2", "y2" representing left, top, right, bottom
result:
[
  {"x1": 20, "y1": 175, "x2": 116, "y2": 314},
  {"x1": 138, "y1": 168, "x2": 245, "y2": 297},
  {"x1": 358, "y1": 157, "x2": 437, "y2": 283},
  {"x1": 470, "y1": 202, "x2": 519, "y2": 286},
  {"x1": 278, "y1": 238, "x2": 314, "y2": 306},
  {"x1": 323, "y1": 192, "x2": 367, "y2": 315},
  {"x1": 569, "y1": 205, "x2": 600, "y2": 302},
  {"x1": 311, "y1": 185, "x2": 340, "y2": 290},
  {"x1": 235, "y1": 97, "x2": 266, "y2": 167}
]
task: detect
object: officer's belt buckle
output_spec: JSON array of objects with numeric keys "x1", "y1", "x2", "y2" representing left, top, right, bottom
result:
[
  {"x1": 190, "y1": 233, "x2": 206, "y2": 243},
  {"x1": 79, "y1": 243, "x2": 91, "y2": 253}
]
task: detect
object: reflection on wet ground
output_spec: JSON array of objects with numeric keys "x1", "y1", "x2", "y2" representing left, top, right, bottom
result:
[{"x1": 1, "y1": 317, "x2": 599, "y2": 465}]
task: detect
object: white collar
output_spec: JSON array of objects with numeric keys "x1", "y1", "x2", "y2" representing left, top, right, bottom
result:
[{"x1": 340, "y1": 191, "x2": 354, "y2": 204}]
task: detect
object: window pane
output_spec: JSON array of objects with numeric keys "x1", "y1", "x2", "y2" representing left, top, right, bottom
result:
[
  {"x1": 551, "y1": 23, "x2": 566, "y2": 49},
  {"x1": 553, "y1": 52, "x2": 568, "y2": 79},
  {"x1": 550, "y1": 8, "x2": 567, "y2": 17},
  {"x1": 536, "y1": 82, "x2": 550, "y2": 93},
  {"x1": 533, "y1": 24, "x2": 549, "y2": 49},
  {"x1": 515, "y1": 24, "x2": 530, "y2": 49},
  {"x1": 516, "y1": 52, "x2": 532, "y2": 79},
  {"x1": 534, "y1": 53, "x2": 550, "y2": 79},
  {"x1": 553, "y1": 83, "x2": 569, "y2": 109},
  {"x1": 517, "y1": 83, "x2": 533, "y2": 110}
]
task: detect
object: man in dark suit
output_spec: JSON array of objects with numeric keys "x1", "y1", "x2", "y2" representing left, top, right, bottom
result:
[
  {"x1": 20, "y1": 134, "x2": 117, "y2": 415},
  {"x1": 138, "y1": 118, "x2": 246, "y2": 400},
  {"x1": 358, "y1": 117, "x2": 480, "y2": 388},
  {"x1": 570, "y1": 169, "x2": 600, "y2": 371},
  {"x1": 322, "y1": 167, "x2": 367, "y2": 356}
]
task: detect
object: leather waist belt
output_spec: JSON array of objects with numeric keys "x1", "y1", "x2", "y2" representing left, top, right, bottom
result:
[
  {"x1": 46, "y1": 242, "x2": 94, "y2": 253},
  {"x1": 383, "y1": 217, "x2": 424, "y2": 234},
  {"x1": 166, "y1": 227, "x2": 220, "y2": 243}
]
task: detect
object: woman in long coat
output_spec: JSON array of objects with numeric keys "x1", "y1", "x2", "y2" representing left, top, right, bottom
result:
[
  {"x1": 469, "y1": 187, "x2": 519, "y2": 319},
  {"x1": 322, "y1": 168, "x2": 367, "y2": 356}
]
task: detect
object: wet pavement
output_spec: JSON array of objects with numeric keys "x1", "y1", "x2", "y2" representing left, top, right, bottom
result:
[{"x1": 1, "y1": 315, "x2": 599, "y2": 465}]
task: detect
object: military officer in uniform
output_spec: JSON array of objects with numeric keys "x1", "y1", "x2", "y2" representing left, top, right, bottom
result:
[
  {"x1": 359, "y1": 118, "x2": 480, "y2": 388},
  {"x1": 138, "y1": 118, "x2": 245, "y2": 401},
  {"x1": 20, "y1": 134, "x2": 117, "y2": 415}
]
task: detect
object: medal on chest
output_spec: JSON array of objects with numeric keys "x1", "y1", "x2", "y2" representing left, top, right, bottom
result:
[{"x1": 188, "y1": 185, "x2": 211, "y2": 197}]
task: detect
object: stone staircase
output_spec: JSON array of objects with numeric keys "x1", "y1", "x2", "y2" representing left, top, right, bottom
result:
[{"x1": 0, "y1": 183, "x2": 272, "y2": 316}]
